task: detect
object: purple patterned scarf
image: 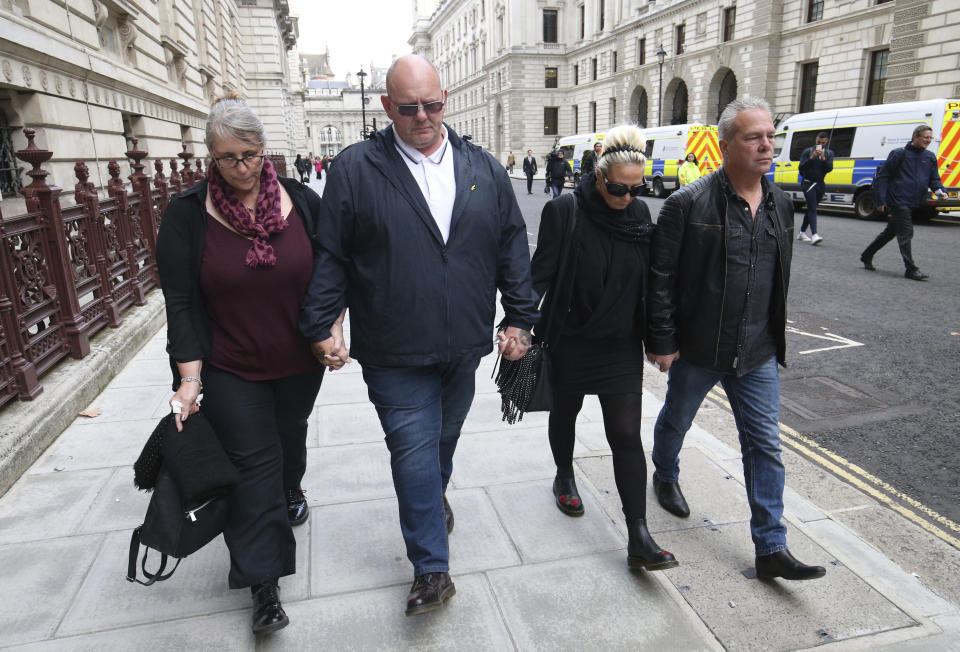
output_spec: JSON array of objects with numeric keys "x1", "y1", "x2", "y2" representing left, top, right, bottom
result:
[{"x1": 207, "y1": 156, "x2": 285, "y2": 267}]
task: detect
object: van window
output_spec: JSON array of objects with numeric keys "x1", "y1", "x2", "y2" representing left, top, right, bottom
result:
[
  {"x1": 774, "y1": 133, "x2": 786, "y2": 158},
  {"x1": 644, "y1": 140, "x2": 655, "y2": 158},
  {"x1": 558, "y1": 145, "x2": 575, "y2": 160},
  {"x1": 788, "y1": 127, "x2": 856, "y2": 160}
]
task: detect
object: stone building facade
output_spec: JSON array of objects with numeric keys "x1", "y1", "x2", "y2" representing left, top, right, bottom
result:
[
  {"x1": 0, "y1": 0, "x2": 305, "y2": 210},
  {"x1": 410, "y1": 0, "x2": 960, "y2": 163}
]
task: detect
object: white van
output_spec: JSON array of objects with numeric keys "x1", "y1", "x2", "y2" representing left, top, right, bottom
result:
[
  {"x1": 769, "y1": 99, "x2": 960, "y2": 220},
  {"x1": 641, "y1": 124, "x2": 721, "y2": 197},
  {"x1": 555, "y1": 132, "x2": 606, "y2": 182}
]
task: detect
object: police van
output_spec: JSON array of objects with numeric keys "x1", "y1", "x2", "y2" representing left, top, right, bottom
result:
[
  {"x1": 556, "y1": 132, "x2": 606, "y2": 182},
  {"x1": 768, "y1": 99, "x2": 960, "y2": 220},
  {"x1": 641, "y1": 124, "x2": 721, "y2": 197}
]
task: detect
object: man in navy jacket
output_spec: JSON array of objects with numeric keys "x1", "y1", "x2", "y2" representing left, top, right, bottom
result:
[{"x1": 299, "y1": 55, "x2": 538, "y2": 616}]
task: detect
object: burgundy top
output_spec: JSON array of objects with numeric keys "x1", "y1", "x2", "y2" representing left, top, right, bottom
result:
[{"x1": 200, "y1": 206, "x2": 318, "y2": 380}]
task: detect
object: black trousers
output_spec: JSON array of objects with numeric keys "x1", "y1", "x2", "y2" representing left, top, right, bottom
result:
[
  {"x1": 202, "y1": 365, "x2": 324, "y2": 588},
  {"x1": 862, "y1": 205, "x2": 917, "y2": 272},
  {"x1": 548, "y1": 391, "x2": 648, "y2": 522},
  {"x1": 526, "y1": 173, "x2": 534, "y2": 193}
]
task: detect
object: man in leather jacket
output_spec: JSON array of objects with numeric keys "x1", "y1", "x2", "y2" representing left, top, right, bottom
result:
[{"x1": 645, "y1": 97, "x2": 826, "y2": 582}]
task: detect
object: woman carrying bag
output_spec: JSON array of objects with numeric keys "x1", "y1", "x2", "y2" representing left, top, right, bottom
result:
[
  {"x1": 530, "y1": 125, "x2": 678, "y2": 572},
  {"x1": 156, "y1": 95, "x2": 346, "y2": 634}
]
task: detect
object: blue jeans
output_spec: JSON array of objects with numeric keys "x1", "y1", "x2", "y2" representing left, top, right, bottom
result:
[
  {"x1": 551, "y1": 183, "x2": 564, "y2": 198},
  {"x1": 651, "y1": 357, "x2": 787, "y2": 555},
  {"x1": 801, "y1": 182, "x2": 822, "y2": 235},
  {"x1": 361, "y1": 357, "x2": 480, "y2": 575}
]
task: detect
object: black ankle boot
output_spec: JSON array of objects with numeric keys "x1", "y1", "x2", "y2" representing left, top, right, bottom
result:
[
  {"x1": 627, "y1": 519, "x2": 679, "y2": 571},
  {"x1": 251, "y1": 579, "x2": 289, "y2": 634}
]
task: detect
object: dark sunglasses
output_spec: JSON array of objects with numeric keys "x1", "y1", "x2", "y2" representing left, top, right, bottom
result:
[
  {"x1": 393, "y1": 100, "x2": 445, "y2": 117},
  {"x1": 603, "y1": 180, "x2": 645, "y2": 197}
]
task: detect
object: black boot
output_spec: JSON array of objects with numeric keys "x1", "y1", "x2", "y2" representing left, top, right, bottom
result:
[
  {"x1": 627, "y1": 519, "x2": 679, "y2": 571},
  {"x1": 552, "y1": 473, "x2": 584, "y2": 517},
  {"x1": 251, "y1": 579, "x2": 289, "y2": 634},
  {"x1": 653, "y1": 474, "x2": 690, "y2": 518},
  {"x1": 286, "y1": 488, "x2": 308, "y2": 526},
  {"x1": 756, "y1": 550, "x2": 826, "y2": 581}
]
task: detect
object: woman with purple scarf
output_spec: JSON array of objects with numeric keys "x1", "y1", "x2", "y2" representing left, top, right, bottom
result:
[{"x1": 156, "y1": 95, "x2": 343, "y2": 635}]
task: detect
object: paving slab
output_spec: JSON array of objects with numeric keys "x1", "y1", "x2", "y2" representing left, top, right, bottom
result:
[
  {"x1": 133, "y1": 329, "x2": 170, "y2": 361},
  {"x1": 0, "y1": 468, "x2": 113, "y2": 545},
  {"x1": 462, "y1": 393, "x2": 551, "y2": 433},
  {"x1": 451, "y1": 427, "x2": 585, "y2": 488},
  {"x1": 0, "y1": 535, "x2": 104, "y2": 648},
  {"x1": 310, "y1": 488, "x2": 520, "y2": 596},
  {"x1": 79, "y1": 385, "x2": 171, "y2": 423},
  {"x1": 775, "y1": 448, "x2": 873, "y2": 513},
  {"x1": 260, "y1": 573, "x2": 514, "y2": 651},
  {"x1": 107, "y1": 357, "x2": 175, "y2": 388},
  {"x1": 315, "y1": 401, "x2": 384, "y2": 446},
  {"x1": 301, "y1": 442, "x2": 395, "y2": 505},
  {"x1": 58, "y1": 524, "x2": 311, "y2": 636},
  {"x1": 659, "y1": 522, "x2": 917, "y2": 652},
  {"x1": 314, "y1": 368, "x2": 370, "y2": 406},
  {"x1": 486, "y1": 479, "x2": 624, "y2": 563},
  {"x1": 10, "y1": 609, "x2": 254, "y2": 652},
  {"x1": 75, "y1": 466, "x2": 151, "y2": 535},
  {"x1": 26, "y1": 417, "x2": 155, "y2": 475},
  {"x1": 486, "y1": 550, "x2": 717, "y2": 651}
]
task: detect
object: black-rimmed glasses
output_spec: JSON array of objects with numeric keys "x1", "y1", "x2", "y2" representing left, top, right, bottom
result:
[
  {"x1": 214, "y1": 154, "x2": 265, "y2": 169},
  {"x1": 392, "y1": 100, "x2": 445, "y2": 117}
]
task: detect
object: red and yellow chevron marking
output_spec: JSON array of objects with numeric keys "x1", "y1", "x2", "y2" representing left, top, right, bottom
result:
[
  {"x1": 938, "y1": 107, "x2": 960, "y2": 189},
  {"x1": 687, "y1": 127, "x2": 722, "y2": 175}
]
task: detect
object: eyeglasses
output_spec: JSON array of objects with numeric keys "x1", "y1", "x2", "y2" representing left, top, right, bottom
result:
[
  {"x1": 214, "y1": 154, "x2": 265, "y2": 169},
  {"x1": 600, "y1": 173, "x2": 645, "y2": 197},
  {"x1": 392, "y1": 100, "x2": 445, "y2": 117}
]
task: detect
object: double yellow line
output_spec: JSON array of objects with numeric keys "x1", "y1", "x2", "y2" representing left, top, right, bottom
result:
[{"x1": 706, "y1": 387, "x2": 960, "y2": 549}]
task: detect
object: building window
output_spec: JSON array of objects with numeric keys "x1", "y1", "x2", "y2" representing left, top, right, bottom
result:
[
  {"x1": 675, "y1": 24, "x2": 685, "y2": 55},
  {"x1": 573, "y1": 63, "x2": 579, "y2": 85},
  {"x1": 573, "y1": 105, "x2": 579, "y2": 132},
  {"x1": 612, "y1": 51, "x2": 618, "y2": 73},
  {"x1": 799, "y1": 61, "x2": 818, "y2": 112},
  {"x1": 592, "y1": 57, "x2": 597, "y2": 80},
  {"x1": 609, "y1": 98, "x2": 616, "y2": 124},
  {"x1": 599, "y1": 0, "x2": 605, "y2": 31},
  {"x1": 866, "y1": 49, "x2": 888, "y2": 105},
  {"x1": 637, "y1": 37, "x2": 645, "y2": 65},
  {"x1": 722, "y1": 6, "x2": 736, "y2": 42},
  {"x1": 545, "y1": 67, "x2": 558, "y2": 88},
  {"x1": 544, "y1": 107, "x2": 559, "y2": 135},
  {"x1": 590, "y1": 101, "x2": 597, "y2": 132},
  {"x1": 543, "y1": 9, "x2": 558, "y2": 43},
  {"x1": 807, "y1": 0, "x2": 823, "y2": 22}
]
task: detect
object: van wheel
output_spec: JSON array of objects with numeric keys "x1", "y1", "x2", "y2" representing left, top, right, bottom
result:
[
  {"x1": 854, "y1": 190, "x2": 878, "y2": 220},
  {"x1": 912, "y1": 205, "x2": 937, "y2": 223},
  {"x1": 653, "y1": 178, "x2": 667, "y2": 198}
]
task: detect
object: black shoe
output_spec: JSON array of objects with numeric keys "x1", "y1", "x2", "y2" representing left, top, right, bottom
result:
[
  {"x1": 552, "y1": 474, "x2": 584, "y2": 517},
  {"x1": 653, "y1": 474, "x2": 690, "y2": 518},
  {"x1": 860, "y1": 255, "x2": 876, "y2": 271},
  {"x1": 405, "y1": 572, "x2": 456, "y2": 616},
  {"x1": 905, "y1": 269, "x2": 929, "y2": 281},
  {"x1": 443, "y1": 493, "x2": 454, "y2": 534},
  {"x1": 286, "y1": 488, "x2": 308, "y2": 526},
  {"x1": 251, "y1": 579, "x2": 289, "y2": 634},
  {"x1": 756, "y1": 550, "x2": 826, "y2": 581},
  {"x1": 627, "y1": 519, "x2": 679, "y2": 571}
]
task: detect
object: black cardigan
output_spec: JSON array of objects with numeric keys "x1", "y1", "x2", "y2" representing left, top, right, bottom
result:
[{"x1": 155, "y1": 176, "x2": 322, "y2": 390}]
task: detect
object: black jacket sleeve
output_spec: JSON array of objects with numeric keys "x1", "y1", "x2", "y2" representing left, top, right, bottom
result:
[
  {"x1": 495, "y1": 163, "x2": 540, "y2": 330},
  {"x1": 530, "y1": 199, "x2": 566, "y2": 300},
  {"x1": 646, "y1": 191, "x2": 687, "y2": 355}
]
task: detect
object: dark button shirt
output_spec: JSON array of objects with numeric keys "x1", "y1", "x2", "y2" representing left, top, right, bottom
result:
[{"x1": 720, "y1": 188, "x2": 778, "y2": 375}]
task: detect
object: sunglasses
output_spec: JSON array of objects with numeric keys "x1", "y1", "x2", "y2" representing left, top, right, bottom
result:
[
  {"x1": 600, "y1": 173, "x2": 645, "y2": 197},
  {"x1": 392, "y1": 100, "x2": 445, "y2": 117}
]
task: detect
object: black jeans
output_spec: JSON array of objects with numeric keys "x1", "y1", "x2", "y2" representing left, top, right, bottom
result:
[
  {"x1": 202, "y1": 365, "x2": 324, "y2": 588},
  {"x1": 548, "y1": 391, "x2": 648, "y2": 521},
  {"x1": 862, "y1": 205, "x2": 917, "y2": 272}
]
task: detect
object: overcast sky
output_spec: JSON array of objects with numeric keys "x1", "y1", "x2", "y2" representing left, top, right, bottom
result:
[{"x1": 290, "y1": 0, "x2": 414, "y2": 79}]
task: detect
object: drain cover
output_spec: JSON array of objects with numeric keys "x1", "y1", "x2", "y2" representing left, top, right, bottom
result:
[{"x1": 780, "y1": 376, "x2": 886, "y2": 420}]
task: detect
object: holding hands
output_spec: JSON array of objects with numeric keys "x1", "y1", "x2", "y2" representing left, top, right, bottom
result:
[
  {"x1": 498, "y1": 327, "x2": 532, "y2": 361},
  {"x1": 311, "y1": 320, "x2": 351, "y2": 371}
]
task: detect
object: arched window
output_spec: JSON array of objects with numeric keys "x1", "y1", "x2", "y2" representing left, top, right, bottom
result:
[
  {"x1": 671, "y1": 81, "x2": 688, "y2": 125},
  {"x1": 717, "y1": 70, "x2": 737, "y2": 122}
]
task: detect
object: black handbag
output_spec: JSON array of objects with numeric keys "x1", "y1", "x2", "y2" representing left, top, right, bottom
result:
[{"x1": 494, "y1": 195, "x2": 579, "y2": 423}]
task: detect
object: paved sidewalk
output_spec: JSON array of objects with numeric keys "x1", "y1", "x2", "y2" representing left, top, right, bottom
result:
[{"x1": 1, "y1": 312, "x2": 959, "y2": 651}]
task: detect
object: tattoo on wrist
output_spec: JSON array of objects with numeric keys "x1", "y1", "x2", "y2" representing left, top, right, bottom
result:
[{"x1": 516, "y1": 330, "x2": 532, "y2": 346}]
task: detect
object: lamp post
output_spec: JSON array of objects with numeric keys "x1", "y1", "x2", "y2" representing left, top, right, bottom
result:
[
  {"x1": 656, "y1": 45, "x2": 667, "y2": 127},
  {"x1": 357, "y1": 67, "x2": 368, "y2": 139}
]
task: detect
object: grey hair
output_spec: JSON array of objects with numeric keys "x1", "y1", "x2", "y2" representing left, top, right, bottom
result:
[
  {"x1": 596, "y1": 125, "x2": 647, "y2": 176},
  {"x1": 718, "y1": 96, "x2": 772, "y2": 141},
  {"x1": 205, "y1": 97, "x2": 266, "y2": 150},
  {"x1": 912, "y1": 124, "x2": 933, "y2": 139}
]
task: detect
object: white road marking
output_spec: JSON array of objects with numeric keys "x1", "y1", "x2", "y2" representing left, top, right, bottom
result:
[{"x1": 786, "y1": 326, "x2": 865, "y2": 355}]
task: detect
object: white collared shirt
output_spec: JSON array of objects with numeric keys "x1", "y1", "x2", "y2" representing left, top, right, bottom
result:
[{"x1": 393, "y1": 125, "x2": 456, "y2": 243}]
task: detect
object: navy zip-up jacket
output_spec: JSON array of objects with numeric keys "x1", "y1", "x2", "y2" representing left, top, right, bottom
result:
[
  {"x1": 873, "y1": 143, "x2": 943, "y2": 208},
  {"x1": 299, "y1": 125, "x2": 539, "y2": 366}
]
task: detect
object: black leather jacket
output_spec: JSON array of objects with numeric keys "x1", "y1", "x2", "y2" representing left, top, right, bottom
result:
[{"x1": 646, "y1": 169, "x2": 794, "y2": 371}]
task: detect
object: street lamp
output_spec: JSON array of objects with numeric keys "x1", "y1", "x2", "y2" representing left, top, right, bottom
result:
[
  {"x1": 656, "y1": 45, "x2": 667, "y2": 127},
  {"x1": 357, "y1": 67, "x2": 368, "y2": 139}
]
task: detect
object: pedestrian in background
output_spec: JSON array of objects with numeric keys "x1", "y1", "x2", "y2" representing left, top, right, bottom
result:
[
  {"x1": 678, "y1": 152, "x2": 701, "y2": 186},
  {"x1": 796, "y1": 132, "x2": 833, "y2": 245},
  {"x1": 294, "y1": 153, "x2": 307, "y2": 184},
  {"x1": 314, "y1": 157, "x2": 323, "y2": 180},
  {"x1": 532, "y1": 125, "x2": 678, "y2": 572},
  {"x1": 580, "y1": 141, "x2": 602, "y2": 178},
  {"x1": 156, "y1": 95, "x2": 330, "y2": 634},
  {"x1": 507, "y1": 151, "x2": 516, "y2": 173},
  {"x1": 299, "y1": 54, "x2": 538, "y2": 617},
  {"x1": 546, "y1": 150, "x2": 573, "y2": 198},
  {"x1": 861, "y1": 124, "x2": 946, "y2": 280},
  {"x1": 523, "y1": 149, "x2": 538, "y2": 194},
  {"x1": 646, "y1": 97, "x2": 826, "y2": 582}
]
